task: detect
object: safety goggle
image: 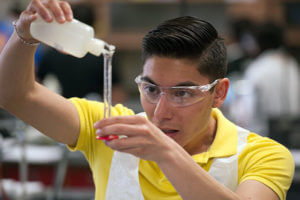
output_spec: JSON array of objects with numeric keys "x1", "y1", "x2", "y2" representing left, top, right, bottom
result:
[{"x1": 135, "y1": 75, "x2": 219, "y2": 107}]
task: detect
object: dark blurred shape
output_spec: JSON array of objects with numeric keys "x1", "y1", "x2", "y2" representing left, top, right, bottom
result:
[
  {"x1": 231, "y1": 18, "x2": 253, "y2": 43},
  {"x1": 284, "y1": 2, "x2": 300, "y2": 26},
  {"x1": 226, "y1": 18, "x2": 258, "y2": 77},
  {"x1": 37, "y1": 50, "x2": 121, "y2": 99},
  {"x1": 0, "y1": 109, "x2": 15, "y2": 138},
  {"x1": 253, "y1": 22, "x2": 284, "y2": 53},
  {"x1": 72, "y1": 4, "x2": 95, "y2": 26},
  {"x1": 269, "y1": 116, "x2": 300, "y2": 149},
  {"x1": 10, "y1": 2, "x2": 22, "y2": 17}
]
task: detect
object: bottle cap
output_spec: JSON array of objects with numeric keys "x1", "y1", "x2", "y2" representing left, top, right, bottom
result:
[{"x1": 88, "y1": 38, "x2": 105, "y2": 56}]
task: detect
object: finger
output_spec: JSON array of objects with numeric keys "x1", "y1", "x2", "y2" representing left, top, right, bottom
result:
[
  {"x1": 105, "y1": 137, "x2": 155, "y2": 159},
  {"x1": 105, "y1": 136, "x2": 144, "y2": 151},
  {"x1": 27, "y1": 0, "x2": 52, "y2": 22},
  {"x1": 19, "y1": 11, "x2": 37, "y2": 26},
  {"x1": 96, "y1": 123, "x2": 148, "y2": 138},
  {"x1": 44, "y1": 0, "x2": 65, "y2": 23},
  {"x1": 59, "y1": 1, "x2": 73, "y2": 21},
  {"x1": 16, "y1": 11, "x2": 39, "y2": 41},
  {"x1": 94, "y1": 115, "x2": 147, "y2": 129}
]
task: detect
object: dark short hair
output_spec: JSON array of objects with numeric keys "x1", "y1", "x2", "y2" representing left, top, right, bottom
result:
[{"x1": 142, "y1": 16, "x2": 227, "y2": 81}]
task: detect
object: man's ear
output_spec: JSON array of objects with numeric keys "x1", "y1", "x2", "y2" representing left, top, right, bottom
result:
[{"x1": 212, "y1": 78, "x2": 229, "y2": 108}]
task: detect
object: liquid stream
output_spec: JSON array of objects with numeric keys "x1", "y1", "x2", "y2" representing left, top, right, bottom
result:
[{"x1": 103, "y1": 44, "x2": 115, "y2": 119}]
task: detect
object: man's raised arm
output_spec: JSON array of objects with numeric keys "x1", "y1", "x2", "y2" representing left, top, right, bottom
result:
[{"x1": 0, "y1": 0, "x2": 80, "y2": 146}]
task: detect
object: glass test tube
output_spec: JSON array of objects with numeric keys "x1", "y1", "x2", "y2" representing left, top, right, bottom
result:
[{"x1": 103, "y1": 44, "x2": 115, "y2": 118}]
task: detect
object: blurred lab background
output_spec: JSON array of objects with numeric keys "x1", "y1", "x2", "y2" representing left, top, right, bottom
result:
[{"x1": 0, "y1": 0, "x2": 299, "y2": 199}]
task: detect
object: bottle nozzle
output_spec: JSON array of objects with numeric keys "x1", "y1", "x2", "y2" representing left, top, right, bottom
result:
[
  {"x1": 103, "y1": 43, "x2": 115, "y2": 56},
  {"x1": 88, "y1": 38, "x2": 105, "y2": 56}
]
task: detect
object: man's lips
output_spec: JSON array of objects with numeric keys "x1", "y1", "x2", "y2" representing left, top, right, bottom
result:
[{"x1": 160, "y1": 129, "x2": 179, "y2": 137}]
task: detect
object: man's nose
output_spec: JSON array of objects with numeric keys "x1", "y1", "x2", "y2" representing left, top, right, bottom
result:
[{"x1": 153, "y1": 93, "x2": 173, "y2": 121}]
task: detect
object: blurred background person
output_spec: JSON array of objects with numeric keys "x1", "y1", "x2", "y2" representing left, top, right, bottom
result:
[
  {"x1": 221, "y1": 18, "x2": 259, "y2": 124},
  {"x1": 230, "y1": 22, "x2": 300, "y2": 137},
  {"x1": 226, "y1": 18, "x2": 259, "y2": 78}
]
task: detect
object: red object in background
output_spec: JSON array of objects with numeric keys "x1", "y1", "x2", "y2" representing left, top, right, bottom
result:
[
  {"x1": 0, "y1": 164, "x2": 10, "y2": 200},
  {"x1": 2, "y1": 163, "x2": 94, "y2": 188}
]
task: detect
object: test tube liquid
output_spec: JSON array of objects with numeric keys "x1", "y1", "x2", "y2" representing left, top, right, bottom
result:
[{"x1": 103, "y1": 51, "x2": 113, "y2": 119}]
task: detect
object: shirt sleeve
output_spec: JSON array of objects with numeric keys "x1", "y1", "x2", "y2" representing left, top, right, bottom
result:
[
  {"x1": 238, "y1": 133, "x2": 295, "y2": 200},
  {"x1": 66, "y1": 97, "x2": 135, "y2": 164}
]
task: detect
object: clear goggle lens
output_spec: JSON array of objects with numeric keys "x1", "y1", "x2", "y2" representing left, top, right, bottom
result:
[{"x1": 135, "y1": 75, "x2": 219, "y2": 107}]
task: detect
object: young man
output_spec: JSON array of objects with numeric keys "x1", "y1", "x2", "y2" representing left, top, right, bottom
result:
[{"x1": 0, "y1": 0, "x2": 294, "y2": 200}]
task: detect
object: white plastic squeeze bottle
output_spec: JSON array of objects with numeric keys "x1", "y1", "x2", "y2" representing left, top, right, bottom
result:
[{"x1": 30, "y1": 14, "x2": 106, "y2": 58}]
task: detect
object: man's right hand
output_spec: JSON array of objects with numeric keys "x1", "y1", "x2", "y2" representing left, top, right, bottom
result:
[{"x1": 15, "y1": 0, "x2": 73, "y2": 44}]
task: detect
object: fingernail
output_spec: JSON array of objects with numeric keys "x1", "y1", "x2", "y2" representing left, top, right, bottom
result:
[
  {"x1": 68, "y1": 13, "x2": 73, "y2": 21},
  {"x1": 45, "y1": 14, "x2": 52, "y2": 21},
  {"x1": 60, "y1": 15, "x2": 65, "y2": 21},
  {"x1": 30, "y1": 14, "x2": 37, "y2": 21},
  {"x1": 96, "y1": 129, "x2": 102, "y2": 135}
]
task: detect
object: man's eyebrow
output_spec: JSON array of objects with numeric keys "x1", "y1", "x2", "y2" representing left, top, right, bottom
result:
[
  {"x1": 140, "y1": 76, "x2": 198, "y2": 87},
  {"x1": 140, "y1": 76, "x2": 157, "y2": 85}
]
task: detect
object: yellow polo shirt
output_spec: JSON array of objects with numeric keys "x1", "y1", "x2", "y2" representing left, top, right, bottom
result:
[{"x1": 68, "y1": 98, "x2": 294, "y2": 200}]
